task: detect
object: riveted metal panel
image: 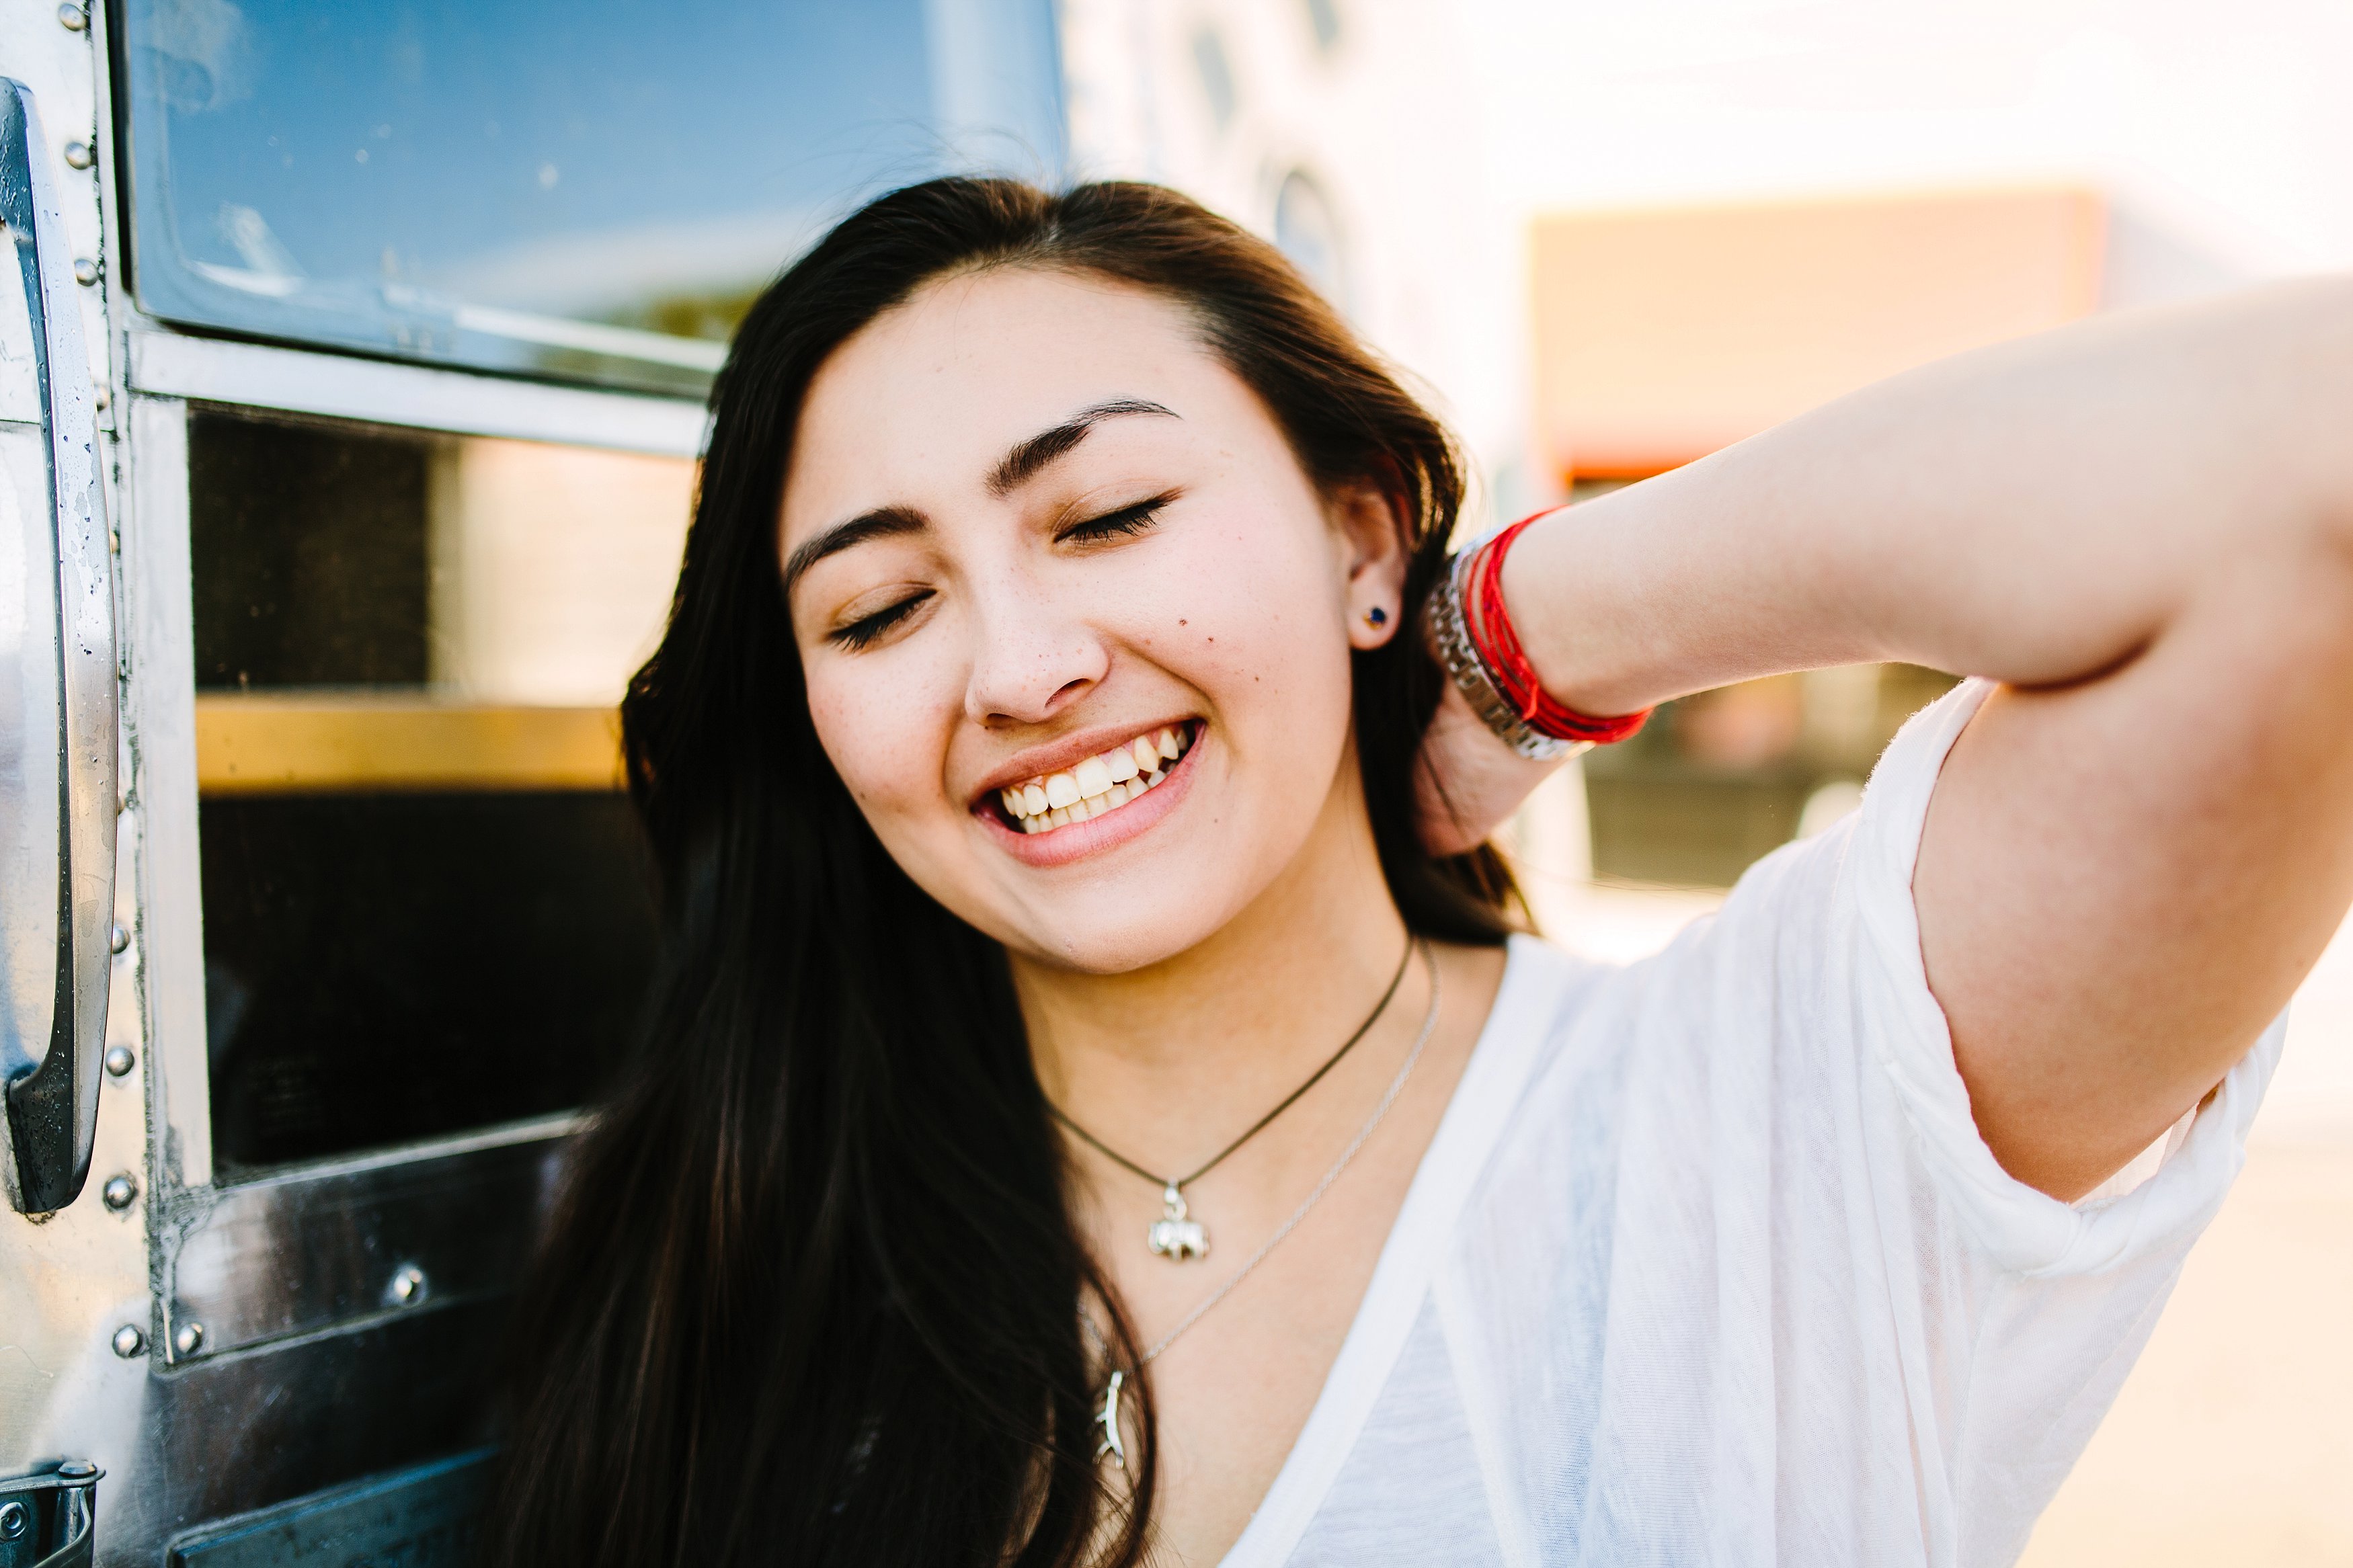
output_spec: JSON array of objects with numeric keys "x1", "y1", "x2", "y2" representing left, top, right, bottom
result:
[{"x1": 159, "y1": 1120, "x2": 572, "y2": 1366}]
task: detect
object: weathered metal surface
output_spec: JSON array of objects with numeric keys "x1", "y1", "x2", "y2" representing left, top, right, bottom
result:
[
  {"x1": 0, "y1": 71, "x2": 116, "y2": 1218},
  {"x1": 161, "y1": 1122, "x2": 571, "y2": 1365},
  {"x1": 164, "y1": 1448, "x2": 489, "y2": 1568},
  {"x1": 134, "y1": 1307, "x2": 514, "y2": 1557}
]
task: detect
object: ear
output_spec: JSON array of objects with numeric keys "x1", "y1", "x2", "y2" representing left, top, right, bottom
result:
[{"x1": 1328, "y1": 477, "x2": 1410, "y2": 651}]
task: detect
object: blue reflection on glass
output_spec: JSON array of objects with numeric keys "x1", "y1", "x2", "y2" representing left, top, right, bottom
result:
[{"x1": 122, "y1": 0, "x2": 1065, "y2": 393}]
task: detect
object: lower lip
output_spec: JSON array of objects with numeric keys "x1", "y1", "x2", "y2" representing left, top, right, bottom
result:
[{"x1": 977, "y1": 731, "x2": 1202, "y2": 868}]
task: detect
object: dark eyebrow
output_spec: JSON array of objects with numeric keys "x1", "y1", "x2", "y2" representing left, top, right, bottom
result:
[
  {"x1": 781, "y1": 503, "x2": 928, "y2": 595},
  {"x1": 986, "y1": 399, "x2": 1178, "y2": 497},
  {"x1": 785, "y1": 401, "x2": 1177, "y2": 595}
]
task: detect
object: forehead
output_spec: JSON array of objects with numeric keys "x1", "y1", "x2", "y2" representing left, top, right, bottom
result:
[{"x1": 780, "y1": 268, "x2": 1239, "y2": 534}]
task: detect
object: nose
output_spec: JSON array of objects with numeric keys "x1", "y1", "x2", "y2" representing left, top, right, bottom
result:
[{"x1": 962, "y1": 575, "x2": 1109, "y2": 728}]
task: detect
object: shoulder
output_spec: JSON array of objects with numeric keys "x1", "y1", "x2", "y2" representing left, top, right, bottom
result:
[
  {"x1": 1488, "y1": 931, "x2": 1618, "y2": 1051},
  {"x1": 1440, "y1": 932, "x2": 1636, "y2": 1154}
]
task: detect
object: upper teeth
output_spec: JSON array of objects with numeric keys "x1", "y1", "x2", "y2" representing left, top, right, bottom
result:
[{"x1": 1000, "y1": 726, "x2": 1187, "y2": 833}]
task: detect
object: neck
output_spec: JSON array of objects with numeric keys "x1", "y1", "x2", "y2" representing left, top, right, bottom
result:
[{"x1": 1015, "y1": 759, "x2": 1410, "y2": 1175}]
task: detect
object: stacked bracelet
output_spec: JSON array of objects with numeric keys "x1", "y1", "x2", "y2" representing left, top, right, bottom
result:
[{"x1": 1423, "y1": 511, "x2": 1652, "y2": 761}]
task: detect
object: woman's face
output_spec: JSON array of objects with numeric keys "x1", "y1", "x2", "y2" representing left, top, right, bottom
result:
[{"x1": 779, "y1": 266, "x2": 1405, "y2": 973}]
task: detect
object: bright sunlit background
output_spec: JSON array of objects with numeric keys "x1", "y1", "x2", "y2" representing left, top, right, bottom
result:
[
  {"x1": 1468, "y1": 0, "x2": 2353, "y2": 275},
  {"x1": 1435, "y1": 3, "x2": 2353, "y2": 1561}
]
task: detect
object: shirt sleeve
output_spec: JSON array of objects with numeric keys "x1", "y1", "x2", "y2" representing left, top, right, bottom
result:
[
  {"x1": 1572, "y1": 676, "x2": 2284, "y2": 1565},
  {"x1": 1841, "y1": 677, "x2": 2286, "y2": 1278}
]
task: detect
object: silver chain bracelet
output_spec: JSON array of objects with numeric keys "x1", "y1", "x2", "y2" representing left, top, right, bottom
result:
[{"x1": 1422, "y1": 547, "x2": 1591, "y2": 763}]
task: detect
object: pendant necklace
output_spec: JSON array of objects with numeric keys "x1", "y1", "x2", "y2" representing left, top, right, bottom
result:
[
  {"x1": 1047, "y1": 934, "x2": 1414, "y2": 1264},
  {"x1": 1082, "y1": 942, "x2": 1440, "y2": 1467}
]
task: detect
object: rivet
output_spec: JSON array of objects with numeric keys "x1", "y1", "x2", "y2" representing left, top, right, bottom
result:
[
  {"x1": 0, "y1": 1501, "x2": 26, "y2": 1540},
  {"x1": 73, "y1": 257, "x2": 98, "y2": 286},
  {"x1": 57, "y1": 3, "x2": 87, "y2": 30},
  {"x1": 112, "y1": 1323, "x2": 145, "y2": 1358},
  {"x1": 53, "y1": 1461, "x2": 95, "y2": 1481},
  {"x1": 386, "y1": 1262, "x2": 428, "y2": 1307},
  {"x1": 110, "y1": 922, "x2": 128, "y2": 954},
  {"x1": 173, "y1": 1320, "x2": 204, "y2": 1356},
  {"x1": 101, "y1": 1172, "x2": 137, "y2": 1210},
  {"x1": 63, "y1": 140, "x2": 95, "y2": 171},
  {"x1": 104, "y1": 1043, "x2": 134, "y2": 1077}
]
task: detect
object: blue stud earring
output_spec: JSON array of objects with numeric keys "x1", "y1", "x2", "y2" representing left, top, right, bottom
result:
[{"x1": 1366, "y1": 606, "x2": 1388, "y2": 628}]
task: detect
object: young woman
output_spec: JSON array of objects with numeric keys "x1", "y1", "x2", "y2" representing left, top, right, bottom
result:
[{"x1": 485, "y1": 179, "x2": 2353, "y2": 1567}]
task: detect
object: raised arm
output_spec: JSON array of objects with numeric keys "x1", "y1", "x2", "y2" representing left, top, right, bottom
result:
[{"x1": 1432, "y1": 278, "x2": 2353, "y2": 1198}]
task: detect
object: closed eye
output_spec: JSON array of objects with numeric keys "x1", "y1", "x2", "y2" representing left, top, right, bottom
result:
[
  {"x1": 829, "y1": 589, "x2": 932, "y2": 651},
  {"x1": 1058, "y1": 492, "x2": 1175, "y2": 547}
]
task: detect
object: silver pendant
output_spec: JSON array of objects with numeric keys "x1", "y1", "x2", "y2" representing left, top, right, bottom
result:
[
  {"x1": 1145, "y1": 1182, "x2": 1209, "y2": 1261},
  {"x1": 1096, "y1": 1368, "x2": 1127, "y2": 1468}
]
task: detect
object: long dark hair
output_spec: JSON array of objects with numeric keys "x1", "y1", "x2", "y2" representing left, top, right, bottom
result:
[{"x1": 484, "y1": 177, "x2": 1517, "y2": 1568}]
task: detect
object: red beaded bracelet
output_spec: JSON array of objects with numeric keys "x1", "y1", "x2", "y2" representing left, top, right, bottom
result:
[{"x1": 1460, "y1": 513, "x2": 1651, "y2": 746}]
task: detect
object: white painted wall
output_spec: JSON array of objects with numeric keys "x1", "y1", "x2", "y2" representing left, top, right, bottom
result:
[
  {"x1": 1061, "y1": 0, "x2": 1540, "y2": 526},
  {"x1": 1464, "y1": 0, "x2": 2353, "y2": 286}
]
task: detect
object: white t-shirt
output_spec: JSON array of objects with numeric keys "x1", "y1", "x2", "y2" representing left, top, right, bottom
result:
[{"x1": 1228, "y1": 679, "x2": 2286, "y2": 1567}]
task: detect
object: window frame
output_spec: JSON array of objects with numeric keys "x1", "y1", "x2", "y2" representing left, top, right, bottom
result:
[{"x1": 125, "y1": 351, "x2": 692, "y2": 1199}]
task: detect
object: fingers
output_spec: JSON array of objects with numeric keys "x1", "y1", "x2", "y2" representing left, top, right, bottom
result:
[{"x1": 1414, "y1": 681, "x2": 1564, "y2": 855}]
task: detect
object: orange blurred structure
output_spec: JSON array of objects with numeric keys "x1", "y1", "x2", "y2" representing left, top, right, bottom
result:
[{"x1": 1531, "y1": 188, "x2": 2108, "y2": 481}]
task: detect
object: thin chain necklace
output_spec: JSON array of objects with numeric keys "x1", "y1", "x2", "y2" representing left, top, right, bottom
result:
[
  {"x1": 1047, "y1": 936, "x2": 1414, "y2": 1262},
  {"x1": 1083, "y1": 942, "x2": 1440, "y2": 1469}
]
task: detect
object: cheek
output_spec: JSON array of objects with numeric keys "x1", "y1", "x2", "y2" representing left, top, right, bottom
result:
[
  {"x1": 805, "y1": 660, "x2": 959, "y2": 830},
  {"x1": 1138, "y1": 497, "x2": 1357, "y2": 737}
]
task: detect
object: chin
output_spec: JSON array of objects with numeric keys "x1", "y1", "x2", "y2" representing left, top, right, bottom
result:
[
  {"x1": 1023, "y1": 908, "x2": 1235, "y2": 975},
  {"x1": 992, "y1": 827, "x2": 1298, "y2": 974}
]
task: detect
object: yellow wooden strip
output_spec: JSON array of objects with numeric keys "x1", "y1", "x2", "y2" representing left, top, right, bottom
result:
[{"x1": 196, "y1": 695, "x2": 623, "y2": 794}]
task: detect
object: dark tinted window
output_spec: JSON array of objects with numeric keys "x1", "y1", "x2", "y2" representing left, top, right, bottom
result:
[
  {"x1": 190, "y1": 408, "x2": 689, "y2": 1171},
  {"x1": 200, "y1": 792, "x2": 653, "y2": 1169},
  {"x1": 190, "y1": 413, "x2": 430, "y2": 688}
]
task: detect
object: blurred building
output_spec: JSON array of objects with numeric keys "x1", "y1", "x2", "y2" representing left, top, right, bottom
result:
[
  {"x1": 1533, "y1": 188, "x2": 2104, "y2": 481},
  {"x1": 1063, "y1": 0, "x2": 1529, "y2": 517},
  {"x1": 1518, "y1": 185, "x2": 2248, "y2": 886}
]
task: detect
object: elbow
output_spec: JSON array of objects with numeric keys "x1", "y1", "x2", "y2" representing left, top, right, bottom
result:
[
  {"x1": 2237, "y1": 274, "x2": 2353, "y2": 568},
  {"x1": 2312, "y1": 434, "x2": 2353, "y2": 593},
  {"x1": 2325, "y1": 464, "x2": 2353, "y2": 575},
  {"x1": 2306, "y1": 290, "x2": 2353, "y2": 563}
]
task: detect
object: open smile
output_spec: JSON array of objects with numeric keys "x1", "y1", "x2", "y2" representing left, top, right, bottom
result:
[{"x1": 990, "y1": 721, "x2": 1197, "y2": 835}]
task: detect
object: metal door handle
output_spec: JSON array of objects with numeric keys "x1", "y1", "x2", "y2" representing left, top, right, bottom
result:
[
  {"x1": 0, "y1": 1461, "x2": 101, "y2": 1568},
  {"x1": 0, "y1": 79, "x2": 117, "y2": 1215}
]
